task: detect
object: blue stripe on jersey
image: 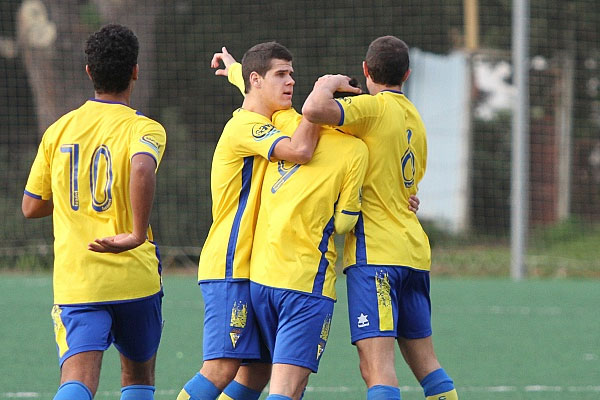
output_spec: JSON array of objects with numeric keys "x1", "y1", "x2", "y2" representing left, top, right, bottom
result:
[
  {"x1": 381, "y1": 89, "x2": 404, "y2": 95},
  {"x1": 354, "y1": 212, "x2": 367, "y2": 264},
  {"x1": 341, "y1": 210, "x2": 360, "y2": 215},
  {"x1": 335, "y1": 100, "x2": 345, "y2": 126},
  {"x1": 312, "y1": 216, "x2": 335, "y2": 296},
  {"x1": 267, "y1": 136, "x2": 289, "y2": 161},
  {"x1": 150, "y1": 240, "x2": 163, "y2": 276},
  {"x1": 132, "y1": 151, "x2": 158, "y2": 164},
  {"x1": 24, "y1": 190, "x2": 42, "y2": 200},
  {"x1": 225, "y1": 156, "x2": 253, "y2": 278}
]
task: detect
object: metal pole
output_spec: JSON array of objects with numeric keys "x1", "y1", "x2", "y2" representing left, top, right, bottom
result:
[{"x1": 511, "y1": 0, "x2": 529, "y2": 280}]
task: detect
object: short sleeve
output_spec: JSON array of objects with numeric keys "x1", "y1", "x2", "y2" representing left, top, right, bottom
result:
[
  {"x1": 335, "y1": 94, "x2": 382, "y2": 139},
  {"x1": 129, "y1": 119, "x2": 167, "y2": 170},
  {"x1": 228, "y1": 62, "x2": 245, "y2": 96},
  {"x1": 336, "y1": 139, "x2": 369, "y2": 216},
  {"x1": 24, "y1": 136, "x2": 52, "y2": 200}
]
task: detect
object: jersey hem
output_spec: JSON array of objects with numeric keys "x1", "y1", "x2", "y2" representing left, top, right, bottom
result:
[
  {"x1": 343, "y1": 264, "x2": 430, "y2": 274},
  {"x1": 249, "y1": 281, "x2": 337, "y2": 302},
  {"x1": 54, "y1": 290, "x2": 163, "y2": 307}
]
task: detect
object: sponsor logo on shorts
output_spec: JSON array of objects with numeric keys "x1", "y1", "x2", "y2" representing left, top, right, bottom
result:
[
  {"x1": 357, "y1": 312, "x2": 369, "y2": 328},
  {"x1": 229, "y1": 300, "x2": 248, "y2": 348},
  {"x1": 252, "y1": 123, "x2": 280, "y2": 141}
]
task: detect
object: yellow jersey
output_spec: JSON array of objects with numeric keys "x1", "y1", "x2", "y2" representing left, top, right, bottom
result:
[
  {"x1": 250, "y1": 109, "x2": 368, "y2": 299},
  {"x1": 335, "y1": 91, "x2": 431, "y2": 271},
  {"x1": 25, "y1": 99, "x2": 166, "y2": 304},
  {"x1": 198, "y1": 108, "x2": 290, "y2": 281}
]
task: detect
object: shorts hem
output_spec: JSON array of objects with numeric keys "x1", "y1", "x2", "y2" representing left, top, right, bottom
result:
[
  {"x1": 272, "y1": 358, "x2": 319, "y2": 373},
  {"x1": 203, "y1": 352, "x2": 261, "y2": 361},
  {"x1": 399, "y1": 330, "x2": 432, "y2": 340},
  {"x1": 350, "y1": 331, "x2": 397, "y2": 345},
  {"x1": 59, "y1": 344, "x2": 110, "y2": 366}
]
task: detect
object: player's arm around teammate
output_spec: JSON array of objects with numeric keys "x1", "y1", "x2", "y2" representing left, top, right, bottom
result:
[{"x1": 302, "y1": 36, "x2": 458, "y2": 400}]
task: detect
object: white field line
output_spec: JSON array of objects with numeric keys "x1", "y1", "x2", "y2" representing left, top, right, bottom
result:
[{"x1": 3, "y1": 385, "x2": 600, "y2": 397}]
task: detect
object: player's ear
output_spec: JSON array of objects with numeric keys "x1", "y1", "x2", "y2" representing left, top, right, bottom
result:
[
  {"x1": 403, "y1": 68, "x2": 411, "y2": 82},
  {"x1": 131, "y1": 64, "x2": 139, "y2": 81},
  {"x1": 249, "y1": 71, "x2": 261, "y2": 89},
  {"x1": 85, "y1": 65, "x2": 93, "y2": 81},
  {"x1": 362, "y1": 61, "x2": 369, "y2": 79}
]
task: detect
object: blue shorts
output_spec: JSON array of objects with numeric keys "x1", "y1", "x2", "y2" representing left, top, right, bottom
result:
[
  {"x1": 250, "y1": 282, "x2": 335, "y2": 373},
  {"x1": 51, "y1": 293, "x2": 163, "y2": 366},
  {"x1": 200, "y1": 281, "x2": 265, "y2": 361},
  {"x1": 346, "y1": 266, "x2": 432, "y2": 343}
]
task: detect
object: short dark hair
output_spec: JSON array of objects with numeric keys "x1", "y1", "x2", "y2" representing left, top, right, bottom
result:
[
  {"x1": 365, "y1": 36, "x2": 409, "y2": 86},
  {"x1": 241, "y1": 41, "x2": 293, "y2": 93},
  {"x1": 85, "y1": 24, "x2": 139, "y2": 94}
]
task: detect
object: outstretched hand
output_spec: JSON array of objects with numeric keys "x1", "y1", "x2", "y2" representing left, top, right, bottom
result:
[
  {"x1": 88, "y1": 233, "x2": 145, "y2": 254},
  {"x1": 211, "y1": 46, "x2": 237, "y2": 77}
]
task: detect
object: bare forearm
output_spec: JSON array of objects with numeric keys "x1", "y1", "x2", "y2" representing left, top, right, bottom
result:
[{"x1": 129, "y1": 156, "x2": 156, "y2": 241}]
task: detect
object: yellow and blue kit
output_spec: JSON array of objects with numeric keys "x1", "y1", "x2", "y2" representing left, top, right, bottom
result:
[
  {"x1": 24, "y1": 99, "x2": 166, "y2": 305},
  {"x1": 249, "y1": 109, "x2": 368, "y2": 300},
  {"x1": 197, "y1": 108, "x2": 290, "y2": 282},
  {"x1": 335, "y1": 91, "x2": 431, "y2": 271}
]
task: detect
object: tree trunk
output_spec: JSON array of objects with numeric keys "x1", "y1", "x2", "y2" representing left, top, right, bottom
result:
[{"x1": 17, "y1": 0, "x2": 157, "y2": 134}]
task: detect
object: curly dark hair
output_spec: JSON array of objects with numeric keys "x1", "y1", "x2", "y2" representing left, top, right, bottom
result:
[
  {"x1": 85, "y1": 24, "x2": 139, "y2": 94},
  {"x1": 241, "y1": 41, "x2": 293, "y2": 94},
  {"x1": 365, "y1": 36, "x2": 409, "y2": 86}
]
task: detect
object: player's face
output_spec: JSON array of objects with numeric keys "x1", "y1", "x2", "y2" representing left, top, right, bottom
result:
[{"x1": 261, "y1": 59, "x2": 295, "y2": 112}]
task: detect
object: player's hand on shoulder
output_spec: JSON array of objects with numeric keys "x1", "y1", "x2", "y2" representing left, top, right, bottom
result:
[
  {"x1": 88, "y1": 233, "x2": 145, "y2": 254},
  {"x1": 408, "y1": 194, "x2": 420, "y2": 213},
  {"x1": 314, "y1": 74, "x2": 362, "y2": 95},
  {"x1": 211, "y1": 46, "x2": 237, "y2": 77}
]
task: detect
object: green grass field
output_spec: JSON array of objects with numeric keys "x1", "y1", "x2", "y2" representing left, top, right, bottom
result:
[{"x1": 2, "y1": 273, "x2": 599, "y2": 399}]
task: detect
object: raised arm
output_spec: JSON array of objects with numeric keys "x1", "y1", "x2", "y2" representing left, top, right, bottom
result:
[
  {"x1": 88, "y1": 153, "x2": 156, "y2": 253},
  {"x1": 302, "y1": 74, "x2": 361, "y2": 125}
]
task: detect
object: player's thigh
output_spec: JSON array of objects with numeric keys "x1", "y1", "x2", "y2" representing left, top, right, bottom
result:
[
  {"x1": 346, "y1": 266, "x2": 400, "y2": 343},
  {"x1": 200, "y1": 281, "x2": 263, "y2": 360},
  {"x1": 110, "y1": 293, "x2": 163, "y2": 364},
  {"x1": 51, "y1": 304, "x2": 113, "y2": 367},
  {"x1": 251, "y1": 282, "x2": 334, "y2": 373},
  {"x1": 396, "y1": 269, "x2": 432, "y2": 339}
]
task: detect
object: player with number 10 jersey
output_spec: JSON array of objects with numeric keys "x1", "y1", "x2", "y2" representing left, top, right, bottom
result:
[{"x1": 24, "y1": 99, "x2": 167, "y2": 305}]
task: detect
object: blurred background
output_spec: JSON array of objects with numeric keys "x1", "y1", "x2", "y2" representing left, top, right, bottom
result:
[{"x1": 1, "y1": 0, "x2": 599, "y2": 278}]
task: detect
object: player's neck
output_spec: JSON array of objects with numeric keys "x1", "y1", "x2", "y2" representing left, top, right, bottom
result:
[
  {"x1": 94, "y1": 91, "x2": 131, "y2": 106},
  {"x1": 241, "y1": 95, "x2": 275, "y2": 119},
  {"x1": 368, "y1": 82, "x2": 403, "y2": 95}
]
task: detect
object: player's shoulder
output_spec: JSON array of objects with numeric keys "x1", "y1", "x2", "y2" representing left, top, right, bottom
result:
[
  {"x1": 224, "y1": 108, "x2": 280, "y2": 140},
  {"x1": 324, "y1": 128, "x2": 368, "y2": 155}
]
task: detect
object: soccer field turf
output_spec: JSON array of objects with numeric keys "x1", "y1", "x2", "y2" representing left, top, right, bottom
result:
[{"x1": 1, "y1": 274, "x2": 599, "y2": 399}]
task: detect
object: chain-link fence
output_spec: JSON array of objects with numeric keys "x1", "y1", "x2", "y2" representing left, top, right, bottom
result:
[{"x1": 1, "y1": 0, "x2": 598, "y2": 275}]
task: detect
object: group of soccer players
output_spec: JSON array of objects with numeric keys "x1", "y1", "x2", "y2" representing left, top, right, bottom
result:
[{"x1": 22, "y1": 23, "x2": 458, "y2": 400}]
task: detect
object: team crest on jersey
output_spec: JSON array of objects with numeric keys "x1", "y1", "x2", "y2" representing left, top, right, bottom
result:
[
  {"x1": 340, "y1": 96, "x2": 353, "y2": 105},
  {"x1": 140, "y1": 135, "x2": 160, "y2": 153},
  {"x1": 317, "y1": 314, "x2": 332, "y2": 360},
  {"x1": 252, "y1": 123, "x2": 280, "y2": 141},
  {"x1": 229, "y1": 300, "x2": 248, "y2": 348}
]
